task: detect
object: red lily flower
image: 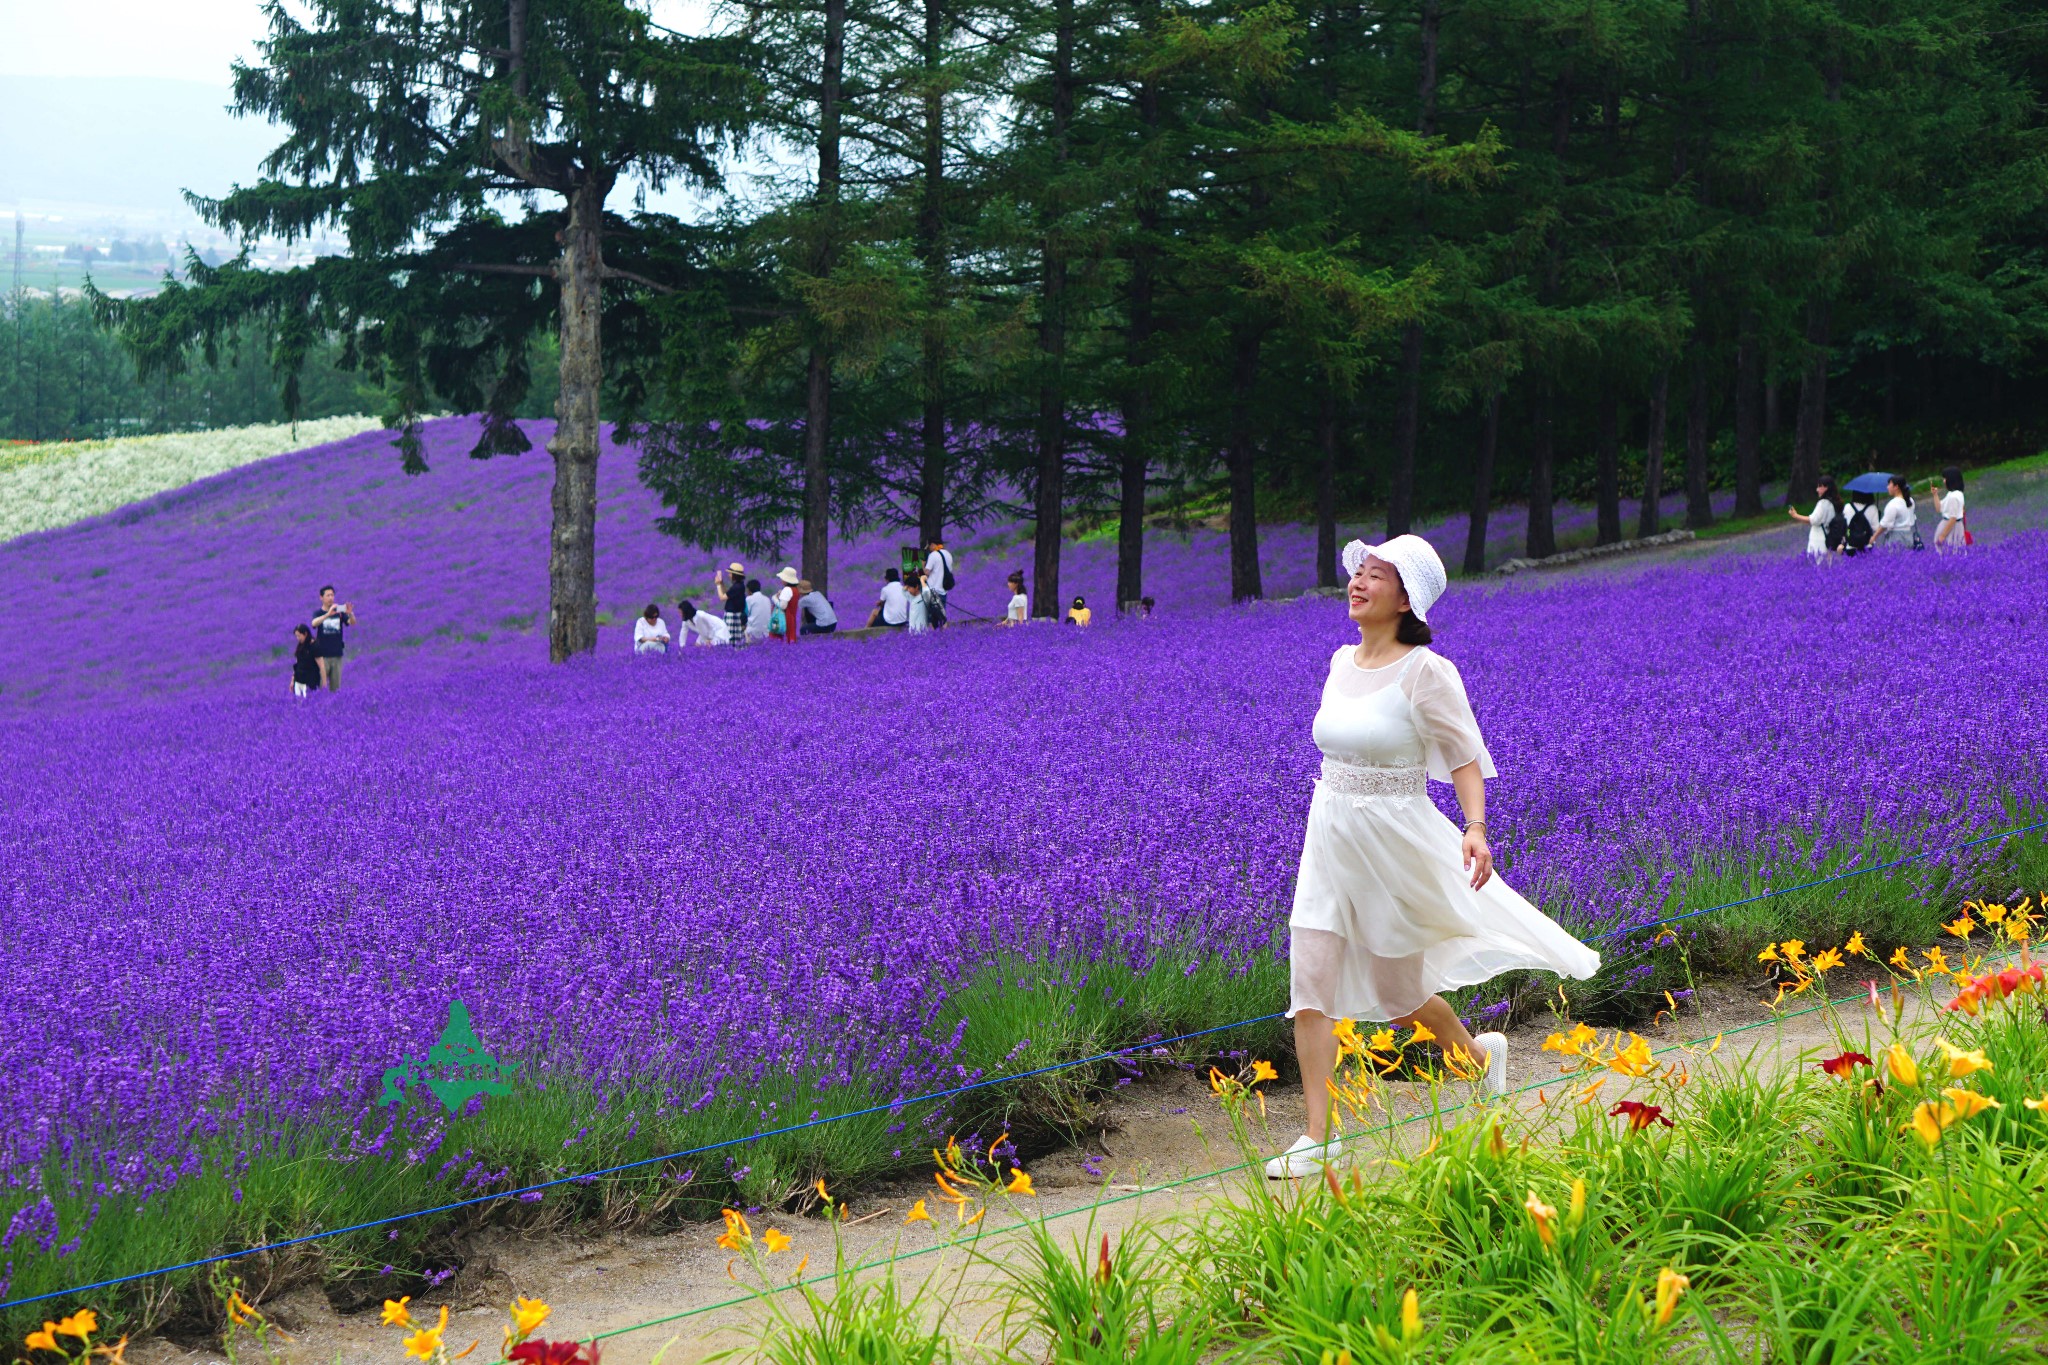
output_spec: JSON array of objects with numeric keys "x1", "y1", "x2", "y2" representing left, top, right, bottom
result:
[
  {"x1": 1818, "y1": 1051, "x2": 1872, "y2": 1078},
  {"x1": 510, "y1": 1341, "x2": 601, "y2": 1365},
  {"x1": 1609, "y1": 1100, "x2": 1674, "y2": 1132}
]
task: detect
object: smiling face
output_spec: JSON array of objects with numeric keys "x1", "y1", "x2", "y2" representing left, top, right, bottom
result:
[{"x1": 1347, "y1": 556, "x2": 1410, "y2": 630}]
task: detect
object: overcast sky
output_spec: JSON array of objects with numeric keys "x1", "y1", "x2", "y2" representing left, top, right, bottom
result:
[{"x1": 0, "y1": 1, "x2": 717, "y2": 83}]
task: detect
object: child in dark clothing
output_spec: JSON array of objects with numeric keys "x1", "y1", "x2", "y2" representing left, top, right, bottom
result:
[{"x1": 291, "y1": 625, "x2": 321, "y2": 698}]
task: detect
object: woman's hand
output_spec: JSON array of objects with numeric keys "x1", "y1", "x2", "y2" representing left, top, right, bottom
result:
[{"x1": 1463, "y1": 827, "x2": 1493, "y2": 890}]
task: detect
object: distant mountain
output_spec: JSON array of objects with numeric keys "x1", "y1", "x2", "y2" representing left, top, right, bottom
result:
[{"x1": 0, "y1": 75, "x2": 280, "y2": 220}]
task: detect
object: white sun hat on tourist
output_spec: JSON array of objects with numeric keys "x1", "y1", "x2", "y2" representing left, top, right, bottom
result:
[
  {"x1": 776, "y1": 566, "x2": 801, "y2": 586},
  {"x1": 1341, "y1": 533, "x2": 1448, "y2": 622}
]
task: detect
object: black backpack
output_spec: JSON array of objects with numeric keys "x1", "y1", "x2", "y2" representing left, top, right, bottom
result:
[
  {"x1": 1844, "y1": 503, "x2": 1874, "y2": 554},
  {"x1": 937, "y1": 550, "x2": 956, "y2": 591},
  {"x1": 1823, "y1": 504, "x2": 1848, "y2": 552}
]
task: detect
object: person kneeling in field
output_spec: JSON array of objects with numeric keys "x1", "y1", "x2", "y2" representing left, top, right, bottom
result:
[{"x1": 677, "y1": 600, "x2": 729, "y2": 647}]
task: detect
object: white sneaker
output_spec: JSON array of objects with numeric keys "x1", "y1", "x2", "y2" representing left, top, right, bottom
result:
[
  {"x1": 1472, "y1": 1032, "x2": 1508, "y2": 1097},
  {"x1": 1264, "y1": 1133, "x2": 1342, "y2": 1180}
]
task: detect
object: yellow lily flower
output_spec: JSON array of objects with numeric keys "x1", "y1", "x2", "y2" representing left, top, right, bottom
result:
[
  {"x1": 403, "y1": 1306, "x2": 449, "y2": 1361},
  {"x1": 1889, "y1": 945, "x2": 1912, "y2": 971},
  {"x1": 1756, "y1": 942, "x2": 1780, "y2": 964},
  {"x1": 1251, "y1": 1060, "x2": 1279, "y2": 1083},
  {"x1": 508, "y1": 1296, "x2": 549, "y2": 1339},
  {"x1": 905, "y1": 1199, "x2": 933, "y2": 1223},
  {"x1": 1007, "y1": 1168, "x2": 1036, "y2": 1197},
  {"x1": 1654, "y1": 1268, "x2": 1690, "y2": 1327},
  {"x1": 762, "y1": 1228, "x2": 792, "y2": 1254},
  {"x1": 1368, "y1": 1027, "x2": 1396, "y2": 1053},
  {"x1": 24, "y1": 1325, "x2": 60, "y2": 1354},
  {"x1": 1845, "y1": 931, "x2": 1868, "y2": 956},
  {"x1": 54, "y1": 1311, "x2": 97, "y2": 1341},
  {"x1": 1945, "y1": 914, "x2": 1976, "y2": 939},
  {"x1": 1885, "y1": 1043, "x2": 1919, "y2": 1087},
  {"x1": 1905, "y1": 1099, "x2": 1957, "y2": 1146},
  {"x1": 1409, "y1": 1022, "x2": 1437, "y2": 1044},
  {"x1": 1523, "y1": 1191, "x2": 1558, "y2": 1248},
  {"x1": 1937, "y1": 1039, "x2": 1993, "y2": 1078},
  {"x1": 382, "y1": 1297, "x2": 414, "y2": 1329},
  {"x1": 1401, "y1": 1288, "x2": 1422, "y2": 1343},
  {"x1": 1811, "y1": 948, "x2": 1844, "y2": 973},
  {"x1": 1780, "y1": 940, "x2": 1806, "y2": 962},
  {"x1": 1942, "y1": 1087, "x2": 2001, "y2": 1119}
]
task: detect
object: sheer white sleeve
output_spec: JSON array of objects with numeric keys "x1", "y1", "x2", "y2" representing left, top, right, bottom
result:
[{"x1": 1403, "y1": 651, "x2": 1497, "y2": 782}]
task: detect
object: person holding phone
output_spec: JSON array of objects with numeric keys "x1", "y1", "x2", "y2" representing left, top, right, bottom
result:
[{"x1": 310, "y1": 585, "x2": 356, "y2": 691}]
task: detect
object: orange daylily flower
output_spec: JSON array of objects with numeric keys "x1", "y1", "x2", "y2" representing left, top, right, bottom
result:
[{"x1": 905, "y1": 1199, "x2": 933, "y2": 1223}]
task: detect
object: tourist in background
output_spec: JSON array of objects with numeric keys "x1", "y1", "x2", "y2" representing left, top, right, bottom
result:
[
  {"x1": 924, "y1": 539, "x2": 955, "y2": 628},
  {"x1": 744, "y1": 578, "x2": 774, "y2": 643},
  {"x1": 1004, "y1": 572, "x2": 1028, "y2": 625},
  {"x1": 677, "y1": 599, "x2": 730, "y2": 646},
  {"x1": 290, "y1": 624, "x2": 320, "y2": 698},
  {"x1": 714, "y1": 562, "x2": 749, "y2": 646},
  {"x1": 633, "y1": 604, "x2": 671, "y2": 656},
  {"x1": 1787, "y1": 478, "x2": 1841, "y2": 561},
  {"x1": 1872, "y1": 475, "x2": 1918, "y2": 550},
  {"x1": 1841, "y1": 489, "x2": 1880, "y2": 555},
  {"x1": 1067, "y1": 595, "x2": 1092, "y2": 626},
  {"x1": 905, "y1": 569, "x2": 931, "y2": 633},
  {"x1": 868, "y1": 568, "x2": 910, "y2": 629},
  {"x1": 773, "y1": 567, "x2": 801, "y2": 642},
  {"x1": 1935, "y1": 466, "x2": 1968, "y2": 548},
  {"x1": 310, "y1": 585, "x2": 356, "y2": 690},
  {"x1": 798, "y1": 581, "x2": 838, "y2": 635}
]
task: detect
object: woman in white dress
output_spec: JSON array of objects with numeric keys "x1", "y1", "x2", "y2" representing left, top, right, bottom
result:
[
  {"x1": 1786, "y1": 478, "x2": 1840, "y2": 561},
  {"x1": 1934, "y1": 465, "x2": 1967, "y2": 549},
  {"x1": 1871, "y1": 476, "x2": 1917, "y2": 550},
  {"x1": 1268, "y1": 535, "x2": 1602, "y2": 1179}
]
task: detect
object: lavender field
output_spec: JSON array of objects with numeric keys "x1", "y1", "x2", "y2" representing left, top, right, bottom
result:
[{"x1": 2, "y1": 420, "x2": 2045, "y2": 1311}]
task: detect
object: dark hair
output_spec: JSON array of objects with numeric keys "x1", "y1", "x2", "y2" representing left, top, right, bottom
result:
[
  {"x1": 886, "y1": 568, "x2": 900, "y2": 583},
  {"x1": 1888, "y1": 475, "x2": 1913, "y2": 507},
  {"x1": 747, "y1": 578, "x2": 762, "y2": 593},
  {"x1": 1140, "y1": 596, "x2": 1155, "y2": 608},
  {"x1": 1072, "y1": 595, "x2": 1086, "y2": 607},
  {"x1": 643, "y1": 603, "x2": 660, "y2": 621},
  {"x1": 1817, "y1": 478, "x2": 1841, "y2": 508},
  {"x1": 294, "y1": 623, "x2": 311, "y2": 637},
  {"x1": 1008, "y1": 571, "x2": 1024, "y2": 587},
  {"x1": 678, "y1": 601, "x2": 697, "y2": 620},
  {"x1": 1395, "y1": 611, "x2": 1433, "y2": 646},
  {"x1": 319, "y1": 584, "x2": 335, "y2": 595},
  {"x1": 1943, "y1": 465, "x2": 1965, "y2": 492}
]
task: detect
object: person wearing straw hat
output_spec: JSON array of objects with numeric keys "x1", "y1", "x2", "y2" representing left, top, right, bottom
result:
[
  {"x1": 772, "y1": 566, "x2": 801, "y2": 643},
  {"x1": 1266, "y1": 534, "x2": 1601, "y2": 1180},
  {"x1": 714, "y1": 561, "x2": 749, "y2": 647}
]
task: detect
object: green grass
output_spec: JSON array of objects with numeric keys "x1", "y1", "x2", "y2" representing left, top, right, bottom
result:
[{"x1": 709, "y1": 939, "x2": 2048, "y2": 1364}]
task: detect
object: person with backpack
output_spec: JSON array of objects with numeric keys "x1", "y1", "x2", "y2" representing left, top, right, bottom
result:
[
  {"x1": 1841, "y1": 489, "x2": 1879, "y2": 556},
  {"x1": 1787, "y1": 478, "x2": 1842, "y2": 561},
  {"x1": 923, "y1": 539, "x2": 955, "y2": 628}
]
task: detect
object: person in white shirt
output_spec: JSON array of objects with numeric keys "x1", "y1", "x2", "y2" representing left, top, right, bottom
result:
[
  {"x1": 923, "y1": 539, "x2": 954, "y2": 628},
  {"x1": 1934, "y1": 465, "x2": 1968, "y2": 548},
  {"x1": 867, "y1": 569, "x2": 910, "y2": 628},
  {"x1": 677, "y1": 600, "x2": 730, "y2": 646},
  {"x1": 772, "y1": 566, "x2": 801, "y2": 642},
  {"x1": 1871, "y1": 475, "x2": 1917, "y2": 550},
  {"x1": 744, "y1": 578, "x2": 774, "y2": 642},
  {"x1": 905, "y1": 570, "x2": 930, "y2": 633},
  {"x1": 1004, "y1": 571, "x2": 1028, "y2": 624},
  {"x1": 633, "y1": 603, "x2": 672, "y2": 655},
  {"x1": 1786, "y1": 478, "x2": 1840, "y2": 561},
  {"x1": 797, "y1": 581, "x2": 838, "y2": 635}
]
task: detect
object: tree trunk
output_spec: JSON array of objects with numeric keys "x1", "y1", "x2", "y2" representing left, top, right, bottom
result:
[
  {"x1": 1386, "y1": 0, "x2": 1439, "y2": 540},
  {"x1": 1685, "y1": 348, "x2": 1713, "y2": 528},
  {"x1": 1389, "y1": 323, "x2": 1422, "y2": 536},
  {"x1": 1527, "y1": 387, "x2": 1556, "y2": 559},
  {"x1": 915, "y1": 0, "x2": 948, "y2": 547},
  {"x1": 1117, "y1": 19, "x2": 1160, "y2": 612},
  {"x1": 1639, "y1": 370, "x2": 1668, "y2": 537},
  {"x1": 1226, "y1": 325, "x2": 1264, "y2": 601},
  {"x1": 1316, "y1": 386, "x2": 1341, "y2": 588},
  {"x1": 1595, "y1": 388, "x2": 1621, "y2": 544},
  {"x1": 1764, "y1": 379, "x2": 1779, "y2": 437},
  {"x1": 1788, "y1": 300, "x2": 1830, "y2": 503},
  {"x1": 1464, "y1": 391, "x2": 1500, "y2": 574},
  {"x1": 803, "y1": 0, "x2": 847, "y2": 592},
  {"x1": 545, "y1": 176, "x2": 605, "y2": 662},
  {"x1": 1032, "y1": 0, "x2": 1075, "y2": 620},
  {"x1": 1734, "y1": 317, "x2": 1762, "y2": 517}
]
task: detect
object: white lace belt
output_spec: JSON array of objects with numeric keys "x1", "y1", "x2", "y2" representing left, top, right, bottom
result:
[{"x1": 1317, "y1": 756, "x2": 1426, "y2": 799}]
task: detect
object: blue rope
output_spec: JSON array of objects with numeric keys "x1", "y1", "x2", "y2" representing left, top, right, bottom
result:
[{"x1": 4, "y1": 812, "x2": 2043, "y2": 1313}]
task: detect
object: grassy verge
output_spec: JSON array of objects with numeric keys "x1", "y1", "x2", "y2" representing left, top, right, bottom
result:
[
  {"x1": 3, "y1": 819, "x2": 2043, "y2": 1342},
  {"x1": 707, "y1": 911, "x2": 2048, "y2": 1365}
]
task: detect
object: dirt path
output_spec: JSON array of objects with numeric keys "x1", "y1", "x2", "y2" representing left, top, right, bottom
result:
[{"x1": 127, "y1": 977, "x2": 1901, "y2": 1365}]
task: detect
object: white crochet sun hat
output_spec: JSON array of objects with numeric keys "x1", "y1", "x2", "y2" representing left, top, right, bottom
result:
[{"x1": 1341, "y1": 534, "x2": 1448, "y2": 622}]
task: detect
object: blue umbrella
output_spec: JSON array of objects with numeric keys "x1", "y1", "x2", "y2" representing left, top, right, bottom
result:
[{"x1": 1844, "y1": 472, "x2": 1897, "y2": 495}]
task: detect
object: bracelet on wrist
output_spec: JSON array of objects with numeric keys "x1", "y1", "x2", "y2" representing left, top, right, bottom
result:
[{"x1": 1464, "y1": 818, "x2": 1487, "y2": 833}]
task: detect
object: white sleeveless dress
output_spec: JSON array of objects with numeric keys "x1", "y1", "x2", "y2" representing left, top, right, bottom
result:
[{"x1": 1288, "y1": 646, "x2": 1601, "y2": 1021}]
